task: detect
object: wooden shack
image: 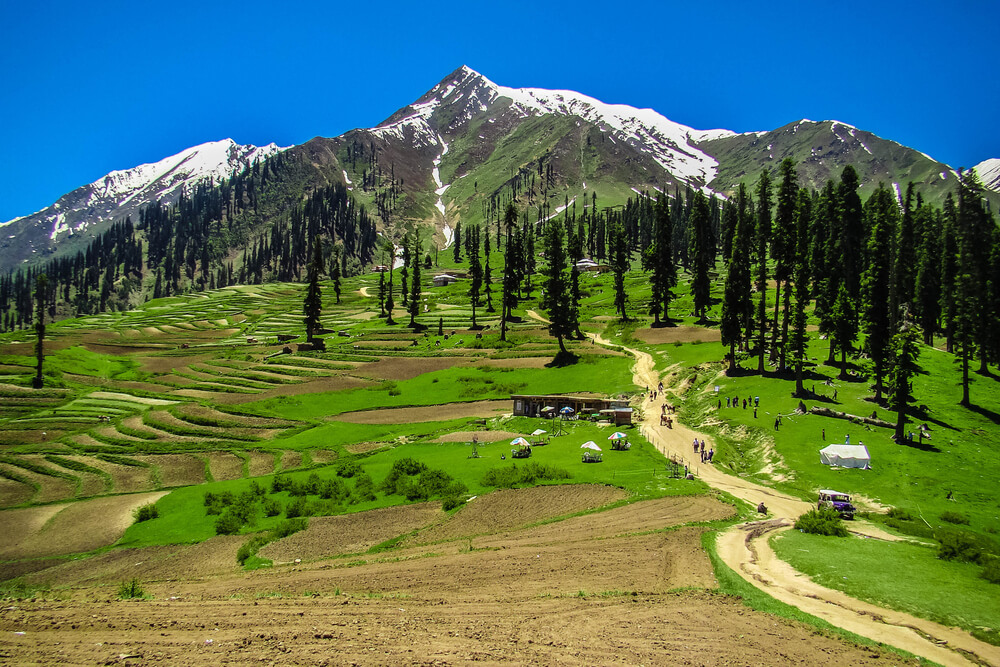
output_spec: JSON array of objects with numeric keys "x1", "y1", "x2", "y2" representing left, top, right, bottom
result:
[{"x1": 511, "y1": 394, "x2": 632, "y2": 424}]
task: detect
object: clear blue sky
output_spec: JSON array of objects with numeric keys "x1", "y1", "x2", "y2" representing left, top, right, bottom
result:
[{"x1": 1, "y1": 0, "x2": 997, "y2": 222}]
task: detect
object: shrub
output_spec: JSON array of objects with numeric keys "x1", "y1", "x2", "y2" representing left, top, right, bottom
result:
[
  {"x1": 940, "y1": 511, "x2": 971, "y2": 525},
  {"x1": 215, "y1": 510, "x2": 244, "y2": 535},
  {"x1": 381, "y1": 458, "x2": 428, "y2": 494},
  {"x1": 236, "y1": 535, "x2": 270, "y2": 565},
  {"x1": 937, "y1": 529, "x2": 983, "y2": 563},
  {"x1": 263, "y1": 497, "x2": 282, "y2": 517},
  {"x1": 133, "y1": 503, "x2": 159, "y2": 523},
  {"x1": 794, "y1": 508, "x2": 848, "y2": 537},
  {"x1": 442, "y1": 495, "x2": 464, "y2": 511},
  {"x1": 285, "y1": 496, "x2": 314, "y2": 518},
  {"x1": 271, "y1": 517, "x2": 308, "y2": 539},
  {"x1": 354, "y1": 473, "x2": 376, "y2": 502},
  {"x1": 271, "y1": 475, "x2": 292, "y2": 493},
  {"x1": 981, "y1": 557, "x2": 1000, "y2": 585},
  {"x1": 117, "y1": 578, "x2": 145, "y2": 599},
  {"x1": 481, "y1": 462, "x2": 571, "y2": 489},
  {"x1": 886, "y1": 507, "x2": 913, "y2": 521},
  {"x1": 336, "y1": 460, "x2": 360, "y2": 478},
  {"x1": 318, "y1": 477, "x2": 350, "y2": 502}
]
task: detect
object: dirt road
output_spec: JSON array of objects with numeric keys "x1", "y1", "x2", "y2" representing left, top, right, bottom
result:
[{"x1": 580, "y1": 322, "x2": 999, "y2": 667}]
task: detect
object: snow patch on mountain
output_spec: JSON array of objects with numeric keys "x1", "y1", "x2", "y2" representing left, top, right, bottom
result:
[
  {"x1": 975, "y1": 158, "x2": 1000, "y2": 192},
  {"x1": 2, "y1": 139, "x2": 286, "y2": 243},
  {"x1": 370, "y1": 66, "x2": 735, "y2": 190},
  {"x1": 494, "y1": 80, "x2": 729, "y2": 187}
]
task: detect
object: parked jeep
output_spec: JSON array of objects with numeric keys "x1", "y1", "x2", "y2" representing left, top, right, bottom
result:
[{"x1": 818, "y1": 489, "x2": 856, "y2": 519}]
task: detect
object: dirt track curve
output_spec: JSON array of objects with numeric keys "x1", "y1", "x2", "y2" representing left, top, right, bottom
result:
[{"x1": 525, "y1": 311, "x2": 999, "y2": 667}]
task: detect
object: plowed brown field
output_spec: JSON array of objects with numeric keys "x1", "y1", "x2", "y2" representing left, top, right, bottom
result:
[{"x1": 0, "y1": 486, "x2": 917, "y2": 666}]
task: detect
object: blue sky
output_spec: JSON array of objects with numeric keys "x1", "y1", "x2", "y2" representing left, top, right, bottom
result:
[{"x1": 1, "y1": 0, "x2": 997, "y2": 222}]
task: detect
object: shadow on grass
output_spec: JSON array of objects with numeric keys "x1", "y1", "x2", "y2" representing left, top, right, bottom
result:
[
  {"x1": 650, "y1": 319, "x2": 679, "y2": 329},
  {"x1": 966, "y1": 402, "x2": 1000, "y2": 426},
  {"x1": 546, "y1": 351, "x2": 580, "y2": 368}
]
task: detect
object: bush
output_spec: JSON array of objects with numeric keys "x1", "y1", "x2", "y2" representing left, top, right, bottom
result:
[
  {"x1": 354, "y1": 473, "x2": 376, "y2": 502},
  {"x1": 481, "y1": 462, "x2": 571, "y2": 489},
  {"x1": 271, "y1": 475, "x2": 292, "y2": 493},
  {"x1": 336, "y1": 460, "x2": 360, "y2": 478},
  {"x1": 381, "y1": 458, "x2": 428, "y2": 494},
  {"x1": 318, "y1": 477, "x2": 350, "y2": 502},
  {"x1": 794, "y1": 508, "x2": 848, "y2": 537},
  {"x1": 133, "y1": 503, "x2": 159, "y2": 523},
  {"x1": 215, "y1": 510, "x2": 244, "y2": 535},
  {"x1": 285, "y1": 496, "x2": 314, "y2": 518},
  {"x1": 937, "y1": 528, "x2": 983, "y2": 563},
  {"x1": 236, "y1": 535, "x2": 270, "y2": 565},
  {"x1": 263, "y1": 497, "x2": 282, "y2": 517},
  {"x1": 442, "y1": 495, "x2": 464, "y2": 511},
  {"x1": 886, "y1": 507, "x2": 914, "y2": 521},
  {"x1": 117, "y1": 578, "x2": 145, "y2": 599},
  {"x1": 940, "y1": 511, "x2": 971, "y2": 525},
  {"x1": 271, "y1": 517, "x2": 308, "y2": 539},
  {"x1": 981, "y1": 557, "x2": 1000, "y2": 585}
]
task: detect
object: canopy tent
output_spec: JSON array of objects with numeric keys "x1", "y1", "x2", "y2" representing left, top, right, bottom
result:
[
  {"x1": 511, "y1": 437, "x2": 530, "y2": 447},
  {"x1": 820, "y1": 444, "x2": 871, "y2": 469},
  {"x1": 531, "y1": 429, "x2": 547, "y2": 436},
  {"x1": 608, "y1": 432, "x2": 628, "y2": 441},
  {"x1": 580, "y1": 441, "x2": 602, "y2": 451},
  {"x1": 560, "y1": 407, "x2": 575, "y2": 414}
]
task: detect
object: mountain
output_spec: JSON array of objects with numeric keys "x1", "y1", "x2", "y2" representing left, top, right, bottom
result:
[
  {"x1": 0, "y1": 139, "x2": 285, "y2": 267},
  {"x1": 1, "y1": 66, "x2": 992, "y2": 273},
  {"x1": 698, "y1": 119, "x2": 961, "y2": 205},
  {"x1": 975, "y1": 158, "x2": 1000, "y2": 193}
]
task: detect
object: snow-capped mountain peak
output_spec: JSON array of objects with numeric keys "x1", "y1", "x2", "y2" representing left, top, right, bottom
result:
[
  {"x1": 975, "y1": 158, "x2": 1000, "y2": 193},
  {"x1": 0, "y1": 138, "x2": 287, "y2": 266},
  {"x1": 372, "y1": 65, "x2": 737, "y2": 189}
]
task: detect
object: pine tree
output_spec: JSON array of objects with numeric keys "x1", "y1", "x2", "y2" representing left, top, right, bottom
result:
[
  {"x1": 773, "y1": 158, "x2": 798, "y2": 368},
  {"x1": 954, "y1": 169, "x2": 993, "y2": 404},
  {"x1": 330, "y1": 243, "x2": 342, "y2": 304},
  {"x1": 32, "y1": 274, "x2": 47, "y2": 389},
  {"x1": 862, "y1": 184, "x2": 899, "y2": 402},
  {"x1": 913, "y1": 201, "x2": 942, "y2": 345},
  {"x1": 303, "y1": 237, "x2": 323, "y2": 343},
  {"x1": 468, "y1": 225, "x2": 483, "y2": 329},
  {"x1": 609, "y1": 219, "x2": 630, "y2": 321},
  {"x1": 484, "y1": 221, "x2": 494, "y2": 312},
  {"x1": 453, "y1": 221, "x2": 462, "y2": 263},
  {"x1": 688, "y1": 191, "x2": 712, "y2": 320},
  {"x1": 894, "y1": 183, "x2": 918, "y2": 316},
  {"x1": 831, "y1": 284, "x2": 858, "y2": 380},
  {"x1": 791, "y1": 189, "x2": 812, "y2": 395},
  {"x1": 889, "y1": 321, "x2": 921, "y2": 442},
  {"x1": 735, "y1": 184, "x2": 755, "y2": 347},
  {"x1": 542, "y1": 217, "x2": 574, "y2": 355},
  {"x1": 720, "y1": 229, "x2": 746, "y2": 374},
  {"x1": 939, "y1": 193, "x2": 959, "y2": 352},
  {"x1": 408, "y1": 231, "x2": 422, "y2": 328},
  {"x1": 500, "y1": 203, "x2": 519, "y2": 341},
  {"x1": 754, "y1": 169, "x2": 772, "y2": 373}
]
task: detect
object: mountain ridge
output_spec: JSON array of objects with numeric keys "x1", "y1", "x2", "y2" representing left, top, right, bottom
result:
[{"x1": 1, "y1": 65, "x2": 996, "y2": 272}]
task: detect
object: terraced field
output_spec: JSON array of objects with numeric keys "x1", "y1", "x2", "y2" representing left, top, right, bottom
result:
[{"x1": 0, "y1": 280, "x2": 571, "y2": 508}]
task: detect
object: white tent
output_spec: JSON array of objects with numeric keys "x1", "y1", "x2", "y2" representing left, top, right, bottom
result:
[{"x1": 820, "y1": 444, "x2": 871, "y2": 469}]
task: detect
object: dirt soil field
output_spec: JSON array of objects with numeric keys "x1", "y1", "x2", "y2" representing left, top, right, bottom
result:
[
  {"x1": 333, "y1": 400, "x2": 511, "y2": 424},
  {"x1": 260, "y1": 503, "x2": 443, "y2": 563},
  {"x1": 632, "y1": 325, "x2": 722, "y2": 345},
  {"x1": 348, "y1": 356, "x2": 465, "y2": 381},
  {"x1": 0, "y1": 486, "x2": 919, "y2": 666},
  {"x1": 409, "y1": 484, "x2": 630, "y2": 545},
  {"x1": 1, "y1": 491, "x2": 167, "y2": 560}
]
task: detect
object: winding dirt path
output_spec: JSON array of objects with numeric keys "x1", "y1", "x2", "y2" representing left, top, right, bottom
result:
[{"x1": 525, "y1": 311, "x2": 998, "y2": 667}]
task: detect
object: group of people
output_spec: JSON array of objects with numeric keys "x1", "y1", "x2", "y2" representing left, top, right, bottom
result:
[
  {"x1": 725, "y1": 395, "x2": 760, "y2": 410},
  {"x1": 693, "y1": 438, "x2": 714, "y2": 463}
]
